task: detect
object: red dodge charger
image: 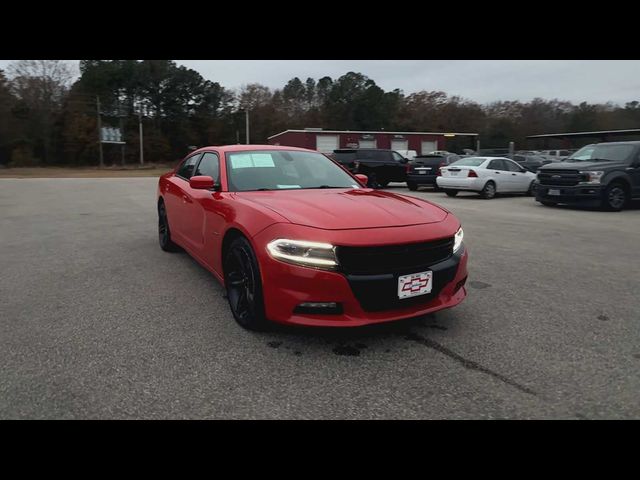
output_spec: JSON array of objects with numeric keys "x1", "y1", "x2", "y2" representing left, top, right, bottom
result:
[{"x1": 157, "y1": 145, "x2": 468, "y2": 330}]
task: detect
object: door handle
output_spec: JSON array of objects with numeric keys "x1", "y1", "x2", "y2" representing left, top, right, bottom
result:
[
  {"x1": 495, "y1": 171, "x2": 501, "y2": 174},
  {"x1": 511, "y1": 173, "x2": 517, "y2": 176}
]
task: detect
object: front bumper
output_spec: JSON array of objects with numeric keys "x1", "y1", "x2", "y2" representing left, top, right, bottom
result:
[
  {"x1": 253, "y1": 223, "x2": 468, "y2": 327},
  {"x1": 535, "y1": 184, "x2": 603, "y2": 206}
]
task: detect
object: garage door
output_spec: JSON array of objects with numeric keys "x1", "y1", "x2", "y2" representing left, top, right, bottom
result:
[
  {"x1": 391, "y1": 139, "x2": 408, "y2": 151},
  {"x1": 315, "y1": 135, "x2": 339, "y2": 153},
  {"x1": 359, "y1": 139, "x2": 377, "y2": 148},
  {"x1": 421, "y1": 141, "x2": 437, "y2": 154}
]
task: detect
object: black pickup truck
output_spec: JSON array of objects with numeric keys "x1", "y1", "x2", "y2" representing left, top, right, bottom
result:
[
  {"x1": 331, "y1": 149, "x2": 408, "y2": 188},
  {"x1": 535, "y1": 141, "x2": 640, "y2": 211}
]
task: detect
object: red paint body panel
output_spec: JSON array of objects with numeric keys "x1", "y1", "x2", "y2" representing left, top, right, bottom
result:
[{"x1": 158, "y1": 144, "x2": 468, "y2": 327}]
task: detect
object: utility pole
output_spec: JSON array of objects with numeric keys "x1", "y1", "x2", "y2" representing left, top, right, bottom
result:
[
  {"x1": 97, "y1": 96, "x2": 104, "y2": 168},
  {"x1": 245, "y1": 109, "x2": 250, "y2": 144},
  {"x1": 119, "y1": 108, "x2": 125, "y2": 166},
  {"x1": 138, "y1": 109, "x2": 144, "y2": 165}
]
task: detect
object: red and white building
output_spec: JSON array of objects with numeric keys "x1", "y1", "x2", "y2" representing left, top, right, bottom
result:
[{"x1": 267, "y1": 128, "x2": 479, "y2": 154}]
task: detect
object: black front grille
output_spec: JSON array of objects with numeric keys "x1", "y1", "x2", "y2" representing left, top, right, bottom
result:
[
  {"x1": 537, "y1": 169, "x2": 584, "y2": 186},
  {"x1": 345, "y1": 254, "x2": 460, "y2": 312},
  {"x1": 336, "y1": 237, "x2": 454, "y2": 275}
]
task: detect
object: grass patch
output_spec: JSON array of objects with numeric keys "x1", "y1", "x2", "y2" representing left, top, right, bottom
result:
[{"x1": 0, "y1": 164, "x2": 175, "y2": 178}]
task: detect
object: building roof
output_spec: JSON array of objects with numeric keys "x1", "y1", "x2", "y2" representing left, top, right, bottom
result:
[
  {"x1": 527, "y1": 128, "x2": 640, "y2": 139},
  {"x1": 268, "y1": 129, "x2": 479, "y2": 140}
]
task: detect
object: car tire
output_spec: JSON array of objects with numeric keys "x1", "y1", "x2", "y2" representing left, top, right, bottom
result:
[
  {"x1": 407, "y1": 181, "x2": 418, "y2": 191},
  {"x1": 526, "y1": 181, "x2": 535, "y2": 196},
  {"x1": 158, "y1": 200, "x2": 181, "y2": 252},
  {"x1": 444, "y1": 190, "x2": 458, "y2": 197},
  {"x1": 433, "y1": 184, "x2": 442, "y2": 192},
  {"x1": 367, "y1": 172, "x2": 381, "y2": 189},
  {"x1": 480, "y1": 181, "x2": 496, "y2": 199},
  {"x1": 602, "y1": 182, "x2": 628, "y2": 212},
  {"x1": 223, "y1": 236, "x2": 270, "y2": 331},
  {"x1": 540, "y1": 201, "x2": 557, "y2": 207},
  {"x1": 379, "y1": 180, "x2": 390, "y2": 188}
]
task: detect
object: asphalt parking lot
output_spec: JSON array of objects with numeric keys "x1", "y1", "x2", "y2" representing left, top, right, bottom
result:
[{"x1": 1, "y1": 177, "x2": 639, "y2": 419}]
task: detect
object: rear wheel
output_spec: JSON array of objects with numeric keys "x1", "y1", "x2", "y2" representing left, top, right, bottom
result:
[
  {"x1": 223, "y1": 236, "x2": 269, "y2": 331},
  {"x1": 367, "y1": 172, "x2": 381, "y2": 189},
  {"x1": 158, "y1": 201, "x2": 180, "y2": 252},
  {"x1": 602, "y1": 182, "x2": 628, "y2": 211},
  {"x1": 379, "y1": 179, "x2": 390, "y2": 188},
  {"x1": 480, "y1": 181, "x2": 496, "y2": 199},
  {"x1": 407, "y1": 181, "x2": 418, "y2": 191},
  {"x1": 540, "y1": 201, "x2": 557, "y2": 207},
  {"x1": 444, "y1": 190, "x2": 458, "y2": 197}
]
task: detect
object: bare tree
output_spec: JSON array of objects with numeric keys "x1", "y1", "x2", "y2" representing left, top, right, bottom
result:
[{"x1": 6, "y1": 60, "x2": 76, "y2": 163}]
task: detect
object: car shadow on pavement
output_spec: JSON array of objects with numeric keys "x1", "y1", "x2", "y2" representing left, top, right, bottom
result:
[{"x1": 262, "y1": 312, "x2": 458, "y2": 358}]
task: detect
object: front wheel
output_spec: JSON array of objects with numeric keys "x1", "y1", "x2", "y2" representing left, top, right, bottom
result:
[
  {"x1": 602, "y1": 183, "x2": 627, "y2": 211},
  {"x1": 526, "y1": 181, "x2": 535, "y2": 196},
  {"x1": 407, "y1": 181, "x2": 418, "y2": 191},
  {"x1": 444, "y1": 190, "x2": 458, "y2": 197},
  {"x1": 540, "y1": 200, "x2": 557, "y2": 207},
  {"x1": 158, "y1": 201, "x2": 180, "y2": 252},
  {"x1": 223, "y1": 236, "x2": 269, "y2": 331}
]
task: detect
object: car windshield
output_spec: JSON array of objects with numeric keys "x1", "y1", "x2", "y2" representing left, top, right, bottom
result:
[
  {"x1": 448, "y1": 157, "x2": 487, "y2": 167},
  {"x1": 225, "y1": 150, "x2": 360, "y2": 192},
  {"x1": 565, "y1": 144, "x2": 635, "y2": 162}
]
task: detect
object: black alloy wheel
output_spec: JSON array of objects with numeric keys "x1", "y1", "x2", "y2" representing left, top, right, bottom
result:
[
  {"x1": 224, "y1": 237, "x2": 268, "y2": 330},
  {"x1": 603, "y1": 183, "x2": 627, "y2": 211},
  {"x1": 158, "y1": 201, "x2": 180, "y2": 252}
]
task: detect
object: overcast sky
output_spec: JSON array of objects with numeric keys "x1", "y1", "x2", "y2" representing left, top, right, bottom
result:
[{"x1": 1, "y1": 60, "x2": 639, "y2": 105}]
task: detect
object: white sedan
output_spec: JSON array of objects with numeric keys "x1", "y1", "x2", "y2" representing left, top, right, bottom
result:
[{"x1": 436, "y1": 157, "x2": 537, "y2": 199}]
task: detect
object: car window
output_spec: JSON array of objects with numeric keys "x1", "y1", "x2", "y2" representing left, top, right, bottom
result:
[
  {"x1": 392, "y1": 152, "x2": 405, "y2": 162},
  {"x1": 356, "y1": 150, "x2": 391, "y2": 161},
  {"x1": 449, "y1": 157, "x2": 486, "y2": 167},
  {"x1": 488, "y1": 159, "x2": 506, "y2": 170},
  {"x1": 194, "y1": 152, "x2": 220, "y2": 181},
  {"x1": 504, "y1": 159, "x2": 523, "y2": 172},
  {"x1": 177, "y1": 154, "x2": 201, "y2": 180}
]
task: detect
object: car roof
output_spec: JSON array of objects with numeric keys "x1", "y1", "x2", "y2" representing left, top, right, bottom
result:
[
  {"x1": 193, "y1": 144, "x2": 318, "y2": 154},
  {"x1": 592, "y1": 141, "x2": 640, "y2": 146}
]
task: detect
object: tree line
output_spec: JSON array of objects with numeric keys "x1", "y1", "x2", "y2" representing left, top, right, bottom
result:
[{"x1": 1, "y1": 60, "x2": 640, "y2": 166}]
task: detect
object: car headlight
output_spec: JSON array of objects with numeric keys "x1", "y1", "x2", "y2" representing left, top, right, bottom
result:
[
  {"x1": 266, "y1": 239, "x2": 338, "y2": 270},
  {"x1": 579, "y1": 171, "x2": 604, "y2": 184},
  {"x1": 453, "y1": 227, "x2": 464, "y2": 253}
]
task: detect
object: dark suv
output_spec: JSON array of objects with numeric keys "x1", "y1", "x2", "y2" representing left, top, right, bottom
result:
[
  {"x1": 331, "y1": 149, "x2": 408, "y2": 188},
  {"x1": 406, "y1": 153, "x2": 460, "y2": 191},
  {"x1": 535, "y1": 141, "x2": 640, "y2": 211}
]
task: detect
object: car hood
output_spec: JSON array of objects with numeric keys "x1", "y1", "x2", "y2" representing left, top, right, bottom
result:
[
  {"x1": 237, "y1": 188, "x2": 448, "y2": 230},
  {"x1": 539, "y1": 160, "x2": 625, "y2": 170}
]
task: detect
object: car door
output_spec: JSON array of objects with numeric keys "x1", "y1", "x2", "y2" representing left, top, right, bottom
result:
[
  {"x1": 504, "y1": 158, "x2": 531, "y2": 192},
  {"x1": 628, "y1": 149, "x2": 640, "y2": 197},
  {"x1": 486, "y1": 159, "x2": 510, "y2": 192},
  {"x1": 165, "y1": 153, "x2": 202, "y2": 242},
  {"x1": 180, "y1": 151, "x2": 226, "y2": 260},
  {"x1": 391, "y1": 151, "x2": 407, "y2": 181}
]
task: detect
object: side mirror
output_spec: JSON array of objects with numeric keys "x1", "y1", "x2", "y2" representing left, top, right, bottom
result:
[
  {"x1": 355, "y1": 174, "x2": 368, "y2": 186},
  {"x1": 189, "y1": 175, "x2": 216, "y2": 190}
]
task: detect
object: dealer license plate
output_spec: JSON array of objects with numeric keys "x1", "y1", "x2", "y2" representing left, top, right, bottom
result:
[
  {"x1": 398, "y1": 271, "x2": 433, "y2": 299},
  {"x1": 548, "y1": 189, "x2": 560, "y2": 195}
]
